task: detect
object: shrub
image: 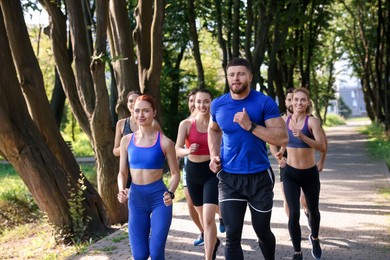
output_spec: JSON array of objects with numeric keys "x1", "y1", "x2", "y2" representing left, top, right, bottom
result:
[{"x1": 324, "y1": 114, "x2": 346, "y2": 126}]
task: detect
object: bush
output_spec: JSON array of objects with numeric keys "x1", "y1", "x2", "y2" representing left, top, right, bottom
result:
[
  {"x1": 0, "y1": 167, "x2": 41, "y2": 235},
  {"x1": 362, "y1": 123, "x2": 390, "y2": 168},
  {"x1": 324, "y1": 114, "x2": 346, "y2": 126},
  {"x1": 62, "y1": 132, "x2": 94, "y2": 157}
]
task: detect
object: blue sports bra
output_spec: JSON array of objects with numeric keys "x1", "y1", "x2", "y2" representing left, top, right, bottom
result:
[
  {"x1": 286, "y1": 115, "x2": 314, "y2": 148},
  {"x1": 127, "y1": 132, "x2": 165, "y2": 169}
]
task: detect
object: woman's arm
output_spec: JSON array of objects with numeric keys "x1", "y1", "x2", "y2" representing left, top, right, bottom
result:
[
  {"x1": 163, "y1": 136, "x2": 180, "y2": 206},
  {"x1": 317, "y1": 126, "x2": 328, "y2": 172},
  {"x1": 113, "y1": 119, "x2": 125, "y2": 157},
  {"x1": 175, "y1": 120, "x2": 191, "y2": 157},
  {"x1": 117, "y1": 134, "x2": 131, "y2": 203},
  {"x1": 299, "y1": 117, "x2": 326, "y2": 153}
]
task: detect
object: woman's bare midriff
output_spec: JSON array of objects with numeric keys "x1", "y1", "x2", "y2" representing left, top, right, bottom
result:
[
  {"x1": 130, "y1": 169, "x2": 164, "y2": 185},
  {"x1": 286, "y1": 148, "x2": 316, "y2": 169}
]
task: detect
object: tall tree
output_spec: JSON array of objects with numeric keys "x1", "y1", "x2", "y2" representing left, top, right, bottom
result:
[
  {"x1": 38, "y1": 0, "x2": 125, "y2": 223},
  {"x1": 107, "y1": 0, "x2": 139, "y2": 119},
  {"x1": 0, "y1": 1, "x2": 108, "y2": 239},
  {"x1": 133, "y1": 0, "x2": 166, "y2": 122},
  {"x1": 187, "y1": 0, "x2": 205, "y2": 88}
]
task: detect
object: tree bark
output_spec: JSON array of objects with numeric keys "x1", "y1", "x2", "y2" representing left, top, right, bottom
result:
[
  {"x1": 0, "y1": 5, "x2": 108, "y2": 237},
  {"x1": 187, "y1": 0, "x2": 205, "y2": 88},
  {"x1": 40, "y1": 0, "x2": 127, "y2": 223},
  {"x1": 108, "y1": 0, "x2": 139, "y2": 118},
  {"x1": 90, "y1": 0, "x2": 127, "y2": 223},
  {"x1": 133, "y1": 0, "x2": 165, "y2": 123},
  {"x1": 39, "y1": 0, "x2": 92, "y2": 138}
]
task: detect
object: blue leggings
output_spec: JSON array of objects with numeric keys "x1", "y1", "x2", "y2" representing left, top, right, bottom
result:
[{"x1": 128, "y1": 180, "x2": 172, "y2": 260}]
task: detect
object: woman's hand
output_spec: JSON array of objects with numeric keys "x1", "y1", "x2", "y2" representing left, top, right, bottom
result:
[
  {"x1": 117, "y1": 189, "x2": 129, "y2": 203},
  {"x1": 163, "y1": 191, "x2": 173, "y2": 206},
  {"x1": 188, "y1": 143, "x2": 199, "y2": 155}
]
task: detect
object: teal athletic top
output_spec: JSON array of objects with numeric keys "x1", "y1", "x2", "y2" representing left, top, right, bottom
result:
[
  {"x1": 127, "y1": 132, "x2": 165, "y2": 169},
  {"x1": 210, "y1": 89, "x2": 281, "y2": 174}
]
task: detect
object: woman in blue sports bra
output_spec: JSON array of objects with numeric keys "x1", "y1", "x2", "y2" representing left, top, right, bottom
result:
[
  {"x1": 117, "y1": 95, "x2": 180, "y2": 260},
  {"x1": 113, "y1": 91, "x2": 162, "y2": 189},
  {"x1": 274, "y1": 88, "x2": 327, "y2": 260}
]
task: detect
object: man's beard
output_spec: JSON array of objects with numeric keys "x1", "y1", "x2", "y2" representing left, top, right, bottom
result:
[{"x1": 230, "y1": 82, "x2": 249, "y2": 94}]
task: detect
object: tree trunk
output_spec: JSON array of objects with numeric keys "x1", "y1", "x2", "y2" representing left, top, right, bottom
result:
[
  {"x1": 0, "y1": 6, "x2": 108, "y2": 238},
  {"x1": 50, "y1": 69, "x2": 66, "y2": 128},
  {"x1": 39, "y1": 0, "x2": 92, "y2": 138},
  {"x1": 40, "y1": 0, "x2": 127, "y2": 223},
  {"x1": 90, "y1": 0, "x2": 128, "y2": 223},
  {"x1": 187, "y1": 0, "x2": 205, "y2": 88},
  {"x1": 133, "y1": 0, "x2": 165, "y2": 123},
  {"x1": 214, "y1": 0, "x2": 229, "y2": 93},
  {"x1": 107, "y1": 0, "x2": 139, "y2": 118}
]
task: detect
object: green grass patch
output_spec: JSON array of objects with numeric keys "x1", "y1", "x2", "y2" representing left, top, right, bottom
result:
[
  {"x1": 324, "y1": 114, "x2": 346, "y2": 127},
  {"x1": 111, "y1": 232, "x2": 128, "y2": 243},
  {"x1": 361, "y1": 123, "x2": 390, "y2": 168},
  {"x1": 0, "y1": 165, "x2": 41, "y2": 235},
  {"x1": 379, "y1": 187, "x2": 390, "y2": 200},
  {"x1": 62, "y1": 132, "x2": 94, "y2": 157}
]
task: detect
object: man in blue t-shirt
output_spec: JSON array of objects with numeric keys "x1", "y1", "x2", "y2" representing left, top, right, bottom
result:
[{"x1": 208, "y1": 57, "x2": 288, "y2": 260}]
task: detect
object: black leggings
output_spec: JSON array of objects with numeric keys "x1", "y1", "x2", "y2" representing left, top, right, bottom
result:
[
  {"x1": 283, "y1": 164, "x2": 321, "y2": 252},
  {"x1": 220, "y1": 200, "x2": 275, "y2": 260},
  {"x1": 218, "y1": 170, "x2": 275, "y2": 260}
]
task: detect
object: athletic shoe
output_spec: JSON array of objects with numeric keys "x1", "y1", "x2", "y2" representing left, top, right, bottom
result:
[
  {"x1": 212, "y1": 238, "x2": 221, "y2": 260},
  {"x1": 309, "y1": 234, "x2": 322, "y2": 259},
  {"x1": 293, "y1": 252, "x2": 303, "y2": 260},
  {"x1": 193, "y1": 233, "x2": 204, "y2": 246},
  {"x1": 219, "y1": 218, "x2": 226, "y2": 233},
  {"x1": 304, "y1": 210, "x2": 311, "y2": 230}
]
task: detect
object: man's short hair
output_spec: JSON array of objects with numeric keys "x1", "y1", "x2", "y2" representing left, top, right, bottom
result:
[{"x1": 226, "y1": 57, "x2": 252, "y2": 72}]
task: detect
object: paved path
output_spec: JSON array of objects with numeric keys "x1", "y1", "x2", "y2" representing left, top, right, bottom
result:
[{"x1": 71, "y1": 122, "x2": 390, "y2": 259}]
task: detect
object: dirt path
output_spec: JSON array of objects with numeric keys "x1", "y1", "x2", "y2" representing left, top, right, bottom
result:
[{"x1": 72, "y1": 122, "x2": 390, "y2": 259}]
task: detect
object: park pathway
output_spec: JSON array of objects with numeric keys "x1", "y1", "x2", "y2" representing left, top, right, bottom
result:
[{"x1": 71, "y1": 121, "x2": 390, "y2": 259}]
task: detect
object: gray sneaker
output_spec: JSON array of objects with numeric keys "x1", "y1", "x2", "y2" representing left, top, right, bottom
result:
[{"x1": 309, "y1": 234, "x2": 322, "y2": 259}]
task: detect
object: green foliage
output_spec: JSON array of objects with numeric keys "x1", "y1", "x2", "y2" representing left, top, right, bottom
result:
[
  {"x1": 66, "y1": 173, "x2": 92, "y2": 244},
  {"x1": 362, "y1": 123, "x2": 390, "y2": 168},
  {"x1": 62, "y1": 131, "x2": 94, "y2": 157},
  {"x1": 28, "y1": 24, "x2": 55, "y2": 100},
  {"x1": 324, "y1": 113, "x2": 346, "y2": 126},
  {"x1": 80, "y1": 165, "x2": 97, "y2": 188},
  {"x1": 338, "y1": 97, "x2": 352, "y2": 118},
  {"x1": 0, "y1": 165, "x2": 41, "y2": 235}
]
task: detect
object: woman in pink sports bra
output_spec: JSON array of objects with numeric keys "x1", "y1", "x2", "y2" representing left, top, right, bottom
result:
[{"x1": 175, "y1": 89, "x2": 220, "y2": 260}]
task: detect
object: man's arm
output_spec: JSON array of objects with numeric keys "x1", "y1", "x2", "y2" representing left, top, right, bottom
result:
[
  {"x1": 252, "y1": 117, "x2": 288, "y2": 147},
  {"x1": 208, "y1": 118, "x2": 222, "y2": 173},
  {"x1": 233, "y1": 108, "x2": 288, "y2": 147}
]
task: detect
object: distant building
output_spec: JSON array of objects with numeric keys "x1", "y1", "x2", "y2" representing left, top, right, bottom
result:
[{"x1": 328, "y1": 59, "x2": 367, "y2": 117}]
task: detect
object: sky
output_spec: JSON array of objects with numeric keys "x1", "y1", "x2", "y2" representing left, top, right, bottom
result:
[{"x1": 23, "y1": 4, "x2": 49, "y2": 26}]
